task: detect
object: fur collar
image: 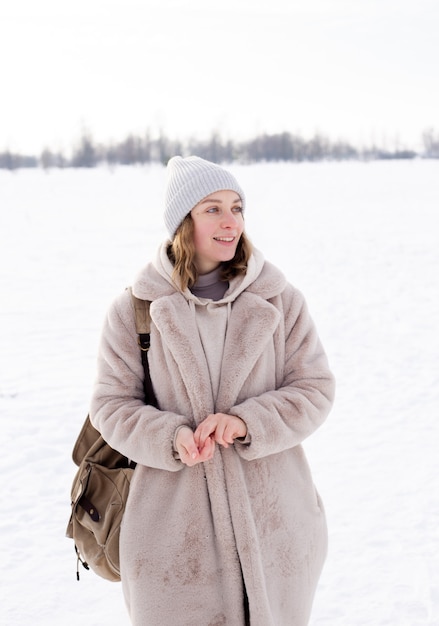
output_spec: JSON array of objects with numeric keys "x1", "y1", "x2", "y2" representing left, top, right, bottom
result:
[{"x1": 132, "y1": 241, "x2": 287, "y2": 303}]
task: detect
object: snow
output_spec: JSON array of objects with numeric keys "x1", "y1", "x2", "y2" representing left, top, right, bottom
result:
[{"x1": 1, "y1": 159, "x2": 438, "y2": 625}]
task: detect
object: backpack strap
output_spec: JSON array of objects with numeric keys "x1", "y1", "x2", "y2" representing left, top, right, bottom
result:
[{"x1": 128, "y1": 287, "x2": 158, "y2": 408}]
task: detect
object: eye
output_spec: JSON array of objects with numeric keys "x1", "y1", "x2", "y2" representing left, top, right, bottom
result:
[
  {"x1": 232, "y1": 205, "x2": 243, "y2": 213},
  {"x1": 206, "y1": 206, "x2": 219, "y2": 213}
]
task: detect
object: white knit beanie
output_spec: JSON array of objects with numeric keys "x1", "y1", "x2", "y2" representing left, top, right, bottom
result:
[{"x1": 164, "y1": 156, "x2": 246, "y2": 239}]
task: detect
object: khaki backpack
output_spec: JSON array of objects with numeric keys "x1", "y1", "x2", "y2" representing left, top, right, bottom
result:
[{"x1": 66, "y1": 289, "x2": 156, "y2": 581}]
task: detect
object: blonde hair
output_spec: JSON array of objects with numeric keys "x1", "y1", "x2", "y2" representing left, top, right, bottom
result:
[{"x1": 168, "y1": 214, "x2": 253, "y2": 291}]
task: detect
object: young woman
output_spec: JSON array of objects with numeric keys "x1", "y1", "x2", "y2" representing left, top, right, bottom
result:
[{"x1": 90, "y1": 156, "x2": 335, "y2": 625}]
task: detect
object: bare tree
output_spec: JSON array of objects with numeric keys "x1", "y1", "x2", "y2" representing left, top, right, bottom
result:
[{"x1": 422, "y1": 128, "x2": 439, "y2": 158}]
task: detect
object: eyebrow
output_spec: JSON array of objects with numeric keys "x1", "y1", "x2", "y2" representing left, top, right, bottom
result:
[{"x1": 200, "y1": 195, "x2": 241, "y2": 204}]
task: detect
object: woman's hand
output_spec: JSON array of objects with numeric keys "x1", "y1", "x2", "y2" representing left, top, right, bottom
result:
[
  {"x1": 175, "y1": 425, "x2": 215, "y2": 467},
  {"x1": 194, "y1": 413, "x2": 247, "y2": 450}
]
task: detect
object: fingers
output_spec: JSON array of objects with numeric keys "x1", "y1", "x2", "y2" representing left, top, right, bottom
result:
[
  {"x1": 176, "y1": 426, "x2": 215, "y2": 467},
  {"x1": 177, "y1": 414, "x2": 247, "y2": 466},
  {"x1": 195, "y1": 414, "x2": 247, "y2": 449},
  {"x1": 210, "y1": 419, "x2": 230, "y2": 447},
  {"x1": 194, "y1": 416, "x2": 217, "y2": 449},
  {"x1": 175, "y1": 426, "x2": 198, "y2": 466},
  {"x1": 198, "y1": 435, "x2": 215, "y2": 461}
]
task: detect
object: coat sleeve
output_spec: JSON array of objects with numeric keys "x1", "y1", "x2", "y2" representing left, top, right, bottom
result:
[
  {"x1": 231, "y1": 288, "x2": 335, "y2": 461},
  {"x1": 89, "y1": 290, "x2": 189, "y2": 470}
]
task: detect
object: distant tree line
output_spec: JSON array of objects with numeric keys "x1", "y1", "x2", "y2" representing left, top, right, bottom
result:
[{"x1": 1, "y1": 127, "x2": 439, "y2": 170}]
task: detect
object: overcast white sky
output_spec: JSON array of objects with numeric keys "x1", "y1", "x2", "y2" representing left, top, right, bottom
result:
[{"x1": 1, "y1": 0, "x2": 438, "y2": 154}]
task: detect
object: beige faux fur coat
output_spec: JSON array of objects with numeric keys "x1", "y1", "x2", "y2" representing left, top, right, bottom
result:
[{"x1": 90, "y1": 245, "x2": 335, "y2": 626}]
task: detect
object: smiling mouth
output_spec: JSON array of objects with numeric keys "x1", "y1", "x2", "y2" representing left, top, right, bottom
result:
[{"x1": 214, "y1": 237, "x2": 235, "y2": 242}]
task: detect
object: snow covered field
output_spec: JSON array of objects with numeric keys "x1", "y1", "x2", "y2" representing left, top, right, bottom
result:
[{"x1": 1, "y1": 159, "x2": 438, "y2": 625}]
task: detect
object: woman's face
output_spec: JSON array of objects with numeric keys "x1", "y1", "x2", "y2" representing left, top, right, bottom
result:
[{"x1": 190, "y1": 190, "x2": 244, "y2": 274}]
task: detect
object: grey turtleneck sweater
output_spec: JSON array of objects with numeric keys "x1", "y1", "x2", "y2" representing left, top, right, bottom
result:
[{"x1": 190, "y1": 267, "x2": 229, "y2": 301}]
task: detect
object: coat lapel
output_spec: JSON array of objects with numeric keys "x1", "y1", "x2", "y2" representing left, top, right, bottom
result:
[
  {"x1": 150, "y1": 294, "x2": 215, "y2": 421},
  {"x1": 217, "y1": 293, "x2": 281, "y2": 411}
]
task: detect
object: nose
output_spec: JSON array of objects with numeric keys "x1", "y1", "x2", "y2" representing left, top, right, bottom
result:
[{"x1": 221, "y1": 209, "x2": 240, "y2": 229}]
